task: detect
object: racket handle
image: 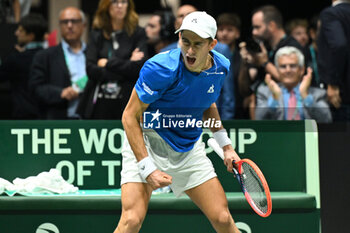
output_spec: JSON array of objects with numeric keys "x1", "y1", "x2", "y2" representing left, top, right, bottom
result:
[{"x1": 208, "y1": 138, "x2": 224, "y2": 160}]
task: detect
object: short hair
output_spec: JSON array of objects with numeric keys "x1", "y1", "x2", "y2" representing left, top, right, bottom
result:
[
  {"x1": 216, "y1": 13, "x2": 241, "y2": 31},
  {"x1": 253, "y1": 5, "x2": 283, "y2": 29},
  {"x1": 274, "y1": 46, "x2": 304, "y2": 67},
  {"x1": 59, "y1": 8, "x2": 86, "y2": 24},
  {"x1": 19, "y1": 13, "x2": 47, "y2": 42},
  {"x1": 79, "y1": 9, "x2": 86, "y2": 24},
  {"x1": 286, "y1": 18, "x2": 308, "y2": 35},
  {"x1": 308, "y1": 14, "x2": 319, "y2": 31},
  {"x1": 154, "y1": 10, "x2": 176, "y2": 42}
]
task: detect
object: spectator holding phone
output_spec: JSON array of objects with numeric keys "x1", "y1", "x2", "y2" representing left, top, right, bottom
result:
[{"x1": 238, "y1": 5, "x2": 305, "y2": 119}]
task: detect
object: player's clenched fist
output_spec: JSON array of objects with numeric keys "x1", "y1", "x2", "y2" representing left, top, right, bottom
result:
[{"x1": 146, "y1": 170, "x2": 172, "y2": 190}]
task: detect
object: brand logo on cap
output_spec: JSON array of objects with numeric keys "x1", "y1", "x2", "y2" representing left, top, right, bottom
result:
[{"x1": 175, "y1": 11, "x2": 217, "y2": 39}]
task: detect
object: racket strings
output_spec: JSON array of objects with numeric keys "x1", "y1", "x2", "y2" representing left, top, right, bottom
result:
[{"x1": 241, "y1": 162, "x2": 268, "y2": 214}]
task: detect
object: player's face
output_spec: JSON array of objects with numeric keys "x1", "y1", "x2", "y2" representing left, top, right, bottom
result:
[
  {"x1": 180, "y1": 30, "x2": 216, "y2": 73},
  {"x1": 217, "y1": 25, "x2": 240, "y2": 47},
  {"x1": 277, "y1": 54, "x2": 304, "y2": 89}
]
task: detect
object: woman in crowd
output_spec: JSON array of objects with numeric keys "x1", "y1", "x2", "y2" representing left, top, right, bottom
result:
[{"x1": 77, "y1": 0, "x2": 148, "y2": 119}]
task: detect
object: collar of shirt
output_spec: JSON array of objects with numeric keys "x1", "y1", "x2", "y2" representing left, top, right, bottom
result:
[
  {"x1": 60, "y1": 39, "x2": 87, "y2": 84},
  {"x1": 25, "y1": 42, "x2": 44, "y2": 50},
  {"x1": 281, "y1": 83, "x2": 300, "y2": 95},
  {"x1": 333, "y1": 0, "x2": 350, "y2": 6},
  {"x1": 61, "y1": 39, "x2": 86, "y2": 55}
]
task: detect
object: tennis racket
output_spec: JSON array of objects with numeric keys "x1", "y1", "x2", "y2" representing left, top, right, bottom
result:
[{"x1": 208, "y1": 138, "x2": 272, "y2": 217}]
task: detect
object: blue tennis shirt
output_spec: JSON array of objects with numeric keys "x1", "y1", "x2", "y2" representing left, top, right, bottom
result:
[{"x1": 135, "y1": 48, "x2": 230, "y2": 152}]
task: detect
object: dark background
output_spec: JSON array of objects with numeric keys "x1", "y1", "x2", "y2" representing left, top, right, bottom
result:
[
  {"x1": 82, "y1": 0, "x2": 331, "y2": 40},
  {"x1": 0, "y1": 0, "x2": 332, "y2": 60},
  {"x1": 318, "y1": 123, "x2": 350, "y2": 233}
]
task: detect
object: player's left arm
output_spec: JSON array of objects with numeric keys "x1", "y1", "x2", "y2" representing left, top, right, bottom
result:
[
  {"x1": 203, "y1": 103, "x2": 241, "y2": 172},
  {"x1": 202, "y1": 102, "x2": 222, "y2": 131}
]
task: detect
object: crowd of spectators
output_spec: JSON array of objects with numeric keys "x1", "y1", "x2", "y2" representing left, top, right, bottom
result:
[{"x1": 0, "y1": 0, "x2": 349, "y2": 122}]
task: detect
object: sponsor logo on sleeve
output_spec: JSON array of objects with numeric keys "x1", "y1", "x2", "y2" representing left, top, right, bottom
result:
[{"x1": 142, "y1": 82, "x2": 154, "y2": 95}]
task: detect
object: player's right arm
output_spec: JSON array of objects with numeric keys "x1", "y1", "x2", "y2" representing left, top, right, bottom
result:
[
  {"x1": 122, "y1": 88, "x2": 149, "y2": 161},
  {"x1": 122, "y1": 88, "x2": 172, "y2": 189}
]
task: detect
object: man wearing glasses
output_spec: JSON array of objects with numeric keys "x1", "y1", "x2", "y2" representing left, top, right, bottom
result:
[
  {"x1": 29, "y1": 7, "x2": 87, "y2": 119},
  {"x1": 255, "y1": 46, "x2": 332, "y2": 123}
]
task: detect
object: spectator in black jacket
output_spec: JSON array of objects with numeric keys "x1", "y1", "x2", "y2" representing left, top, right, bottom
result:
[
  {"x1": 29, "y1": 7, "x2": 87, "y2": 119},
  {"x1": 318, "y1": 0, "x2": 350, "y2": 121},
  {"x1": 0, "y1": 13, "x2": 47, "y2": 119},
  {"x1": 77, "y1": 0, "x2": 148, "y2": 119}
]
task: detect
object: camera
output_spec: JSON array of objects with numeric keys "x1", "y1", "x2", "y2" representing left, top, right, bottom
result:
[{"x1": 245, "y1": 38, "x2": 262, "y2": 54}]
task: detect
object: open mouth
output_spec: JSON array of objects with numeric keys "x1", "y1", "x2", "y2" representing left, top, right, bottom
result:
[{"x1": 186, "y1": 56, "x2": 196, "y2": 65}]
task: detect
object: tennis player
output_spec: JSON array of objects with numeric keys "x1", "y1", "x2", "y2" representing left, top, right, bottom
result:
[{"x1": 114, "y1": 11, "x2": 241, "y2": 233}]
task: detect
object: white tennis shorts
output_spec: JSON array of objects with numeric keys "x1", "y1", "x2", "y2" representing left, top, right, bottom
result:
[{"x1": 120, "y1": 129, "x2": 217, "y2": 197}]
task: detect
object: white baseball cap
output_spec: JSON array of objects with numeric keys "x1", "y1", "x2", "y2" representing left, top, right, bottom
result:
[{"x1": 175, "y1": 11, "x2": 217, "y2": 39}]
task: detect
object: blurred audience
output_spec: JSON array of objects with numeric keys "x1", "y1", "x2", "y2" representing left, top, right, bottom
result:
[
  {"x1": 29, "y1": 7, "x2": 87, "y2": 119},
  {"x1": 0, "y1": 1, "x2": 347, "y2": 123},
  {"x1": 0, "y1": 13, "x2": 46, "y2": 119},
  {"x1": 19, "y1": 0, "x2": 32, "y2": 18},
  {"x1": 287, "y1": 17, "x2": 323, "y2": 88},
  {"x1": 255, "y1": 46, "x2": 331, "y2": 122},
  {"x1": 76, "y1": 0, "x2": 148, "y2": 119},
  {"x1": 238, "y1": 5, "x2": 305, "y2": 119},
  {"x1": 318, "y1": 0, "x2": 350, "y2": 121},
  {"x1": 241, "y1": 5, "x2": 305, "y2": 82},
  {"x1": 307, "y1": 14, "x2": 322, "y2": 88},
  {"x1": 0, "y1": 0, "x2": 20, "y2": 23},
  {"x1": 286, "y1": 18, "x2": 309, "y2": 48},
  {"x1": 215, "y1": 13, "x2": 242, "y2": 119},
  {"x1": 44, "y1": 30, "x2": 58, "y2": 48},
  {"x1": 145, "y1": 10, "x2": 176, "y2": 57}
]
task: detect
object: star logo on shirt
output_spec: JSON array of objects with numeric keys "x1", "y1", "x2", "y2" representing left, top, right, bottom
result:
[{"x1": 151, "y1": 109, "x2": 162, "y2": 122}]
